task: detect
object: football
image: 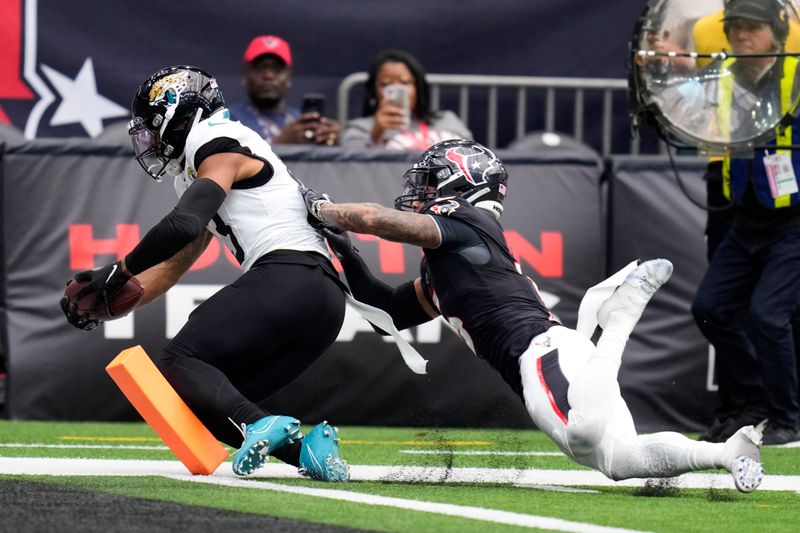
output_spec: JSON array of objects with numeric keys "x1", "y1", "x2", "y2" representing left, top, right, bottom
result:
[{"x1": 63, "y1": 276, "x2": 145, "y2": 322}]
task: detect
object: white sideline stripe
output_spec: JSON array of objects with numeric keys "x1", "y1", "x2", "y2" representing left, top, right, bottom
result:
[
  {"x1": 399, "y1": 449, "x2": 562, "y2": 456},
  {"x1": 0, "y1": 443, "x2": 169, "y2": 451},
  {"x1": 2, "y1": 456, "x2": 800, "y2": 492},
  {"x1": 169, "y1": 473, "x2": 649, "y2": 533},
  {"x1": 8, "y1": 441, "x2": 795, "y2": 453}
]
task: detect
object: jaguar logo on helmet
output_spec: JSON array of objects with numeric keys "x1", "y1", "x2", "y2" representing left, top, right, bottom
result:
[{"x1": 148, "y1": 72, "x2": 190, "y2": 102}]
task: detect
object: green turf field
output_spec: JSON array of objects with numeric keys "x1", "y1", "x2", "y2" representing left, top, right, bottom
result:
[{"x1": 1, "y1": 419, "x2": 798, "y2": 532}]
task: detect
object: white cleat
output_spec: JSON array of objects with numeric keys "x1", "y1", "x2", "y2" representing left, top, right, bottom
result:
[
  {"x1": 597, "y1": 259, "x2": 673, "y2": 330},
  {"x1": 732, "y1": 456, "x2": 764, "y2": 493},
  {"x1": 725, "y1": 421, "x2": 766, "y2": 493}
]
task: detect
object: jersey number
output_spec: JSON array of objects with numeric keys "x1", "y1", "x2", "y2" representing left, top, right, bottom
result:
[{"x1": 211, "y1": 215, "x2": 245, "y2": 264}]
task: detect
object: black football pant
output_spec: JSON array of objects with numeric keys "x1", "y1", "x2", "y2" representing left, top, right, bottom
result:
[
  {"x1": 156, "y1": 254, "x2": 346, "y2": 455},
  {"x1": 704, "y1": 162, "x2": 800, "y2": 417},
  {"x1": 693, "y1": 223, "x2": 800, "y2": 429}
]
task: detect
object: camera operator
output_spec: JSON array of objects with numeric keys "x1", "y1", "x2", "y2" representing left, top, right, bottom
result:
[{"x1": 691, "y1": 0, "x2": 800, "y2": 445}]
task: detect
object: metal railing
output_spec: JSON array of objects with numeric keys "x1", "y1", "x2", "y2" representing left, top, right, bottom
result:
[{"x1": 337, "y1": 73, "x2": 639, "y2": 156}]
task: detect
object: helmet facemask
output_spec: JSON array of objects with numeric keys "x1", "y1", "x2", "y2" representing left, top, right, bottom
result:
[
  {"x1": 128, "y1": 117, "x2": 175, "y2": 182},
  {"x1": 128, "y1": 107, "x2": 202, "y2": 182},
  {"x1": 394, "y1": 164, "x2": 439, "y2": 211}
]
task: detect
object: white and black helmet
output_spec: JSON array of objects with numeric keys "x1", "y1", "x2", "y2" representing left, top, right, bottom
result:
[{"x1": 128, "y1": 65, "x2": 225, "y2": 181}]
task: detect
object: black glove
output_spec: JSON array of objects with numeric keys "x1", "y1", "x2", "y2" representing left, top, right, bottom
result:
[
  {"x1": 319, "y1": 226, "x2": 359, "y2": 262},
  {"x1": 300, "y1": 186, "x2": 333, "y2": 227},
  {"x1": 74, "y1": 261, "x2": 131, "y2": 317},
  {"x1": 60, "y1": 287, "x2": 101, "y2": 332}
]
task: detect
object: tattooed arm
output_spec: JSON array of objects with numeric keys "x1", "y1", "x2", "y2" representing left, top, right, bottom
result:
[
  {"x1": 317, "y1": 202, "x2": 442, "y2": 248},
  {"x1": 134, "y1": 229, "x2": 214, "y2": 307}
]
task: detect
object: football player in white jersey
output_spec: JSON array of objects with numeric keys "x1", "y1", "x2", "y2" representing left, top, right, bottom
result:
[
  {"x1": 61, "y1": 66, "x2": 348, "y2": 482},
  {"x1": 302, "y1": 139, "x2": 766, "y2": 493}
]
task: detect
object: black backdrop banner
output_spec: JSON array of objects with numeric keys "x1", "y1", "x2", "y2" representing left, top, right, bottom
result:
[
  {"x1": 609, "y1": 157, "x2": 716, "y2": 431},
  {"x1": 3, "y1": 143, "x2": 614, "y2": 429},
  {"x1": 1, "y1": 0, "x2": 648, "y2": 146}
]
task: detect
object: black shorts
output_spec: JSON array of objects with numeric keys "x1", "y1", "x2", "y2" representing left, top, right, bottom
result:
[{"x1": 164, "y1": 250, "x2": 346, "y2": 402}]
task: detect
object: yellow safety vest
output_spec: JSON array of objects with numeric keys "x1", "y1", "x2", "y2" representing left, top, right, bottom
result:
[{"x1": 720, "y1": 56, "x2": 800, "y2": 209}]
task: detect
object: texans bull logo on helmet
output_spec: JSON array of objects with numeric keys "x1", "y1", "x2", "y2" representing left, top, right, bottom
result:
[
  {"x1": 395, "y1": 139, "x2": 509, "y2": 218},
  {"x1": 442, "y1": 144, "x2": 499, "y2": 187}
]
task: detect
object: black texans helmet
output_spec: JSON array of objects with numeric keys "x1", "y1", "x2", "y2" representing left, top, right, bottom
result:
[
  {"x1": 128, "y1": 65, "x2": 225, "y2": 181},
  {"x1": 395, "y1": 139, "x2": 509, "y2": 218}
]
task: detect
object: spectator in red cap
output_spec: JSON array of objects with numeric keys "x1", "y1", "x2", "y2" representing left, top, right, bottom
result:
[{"x1": 229, "y1": 35, "x2": 341, "y2": 145}]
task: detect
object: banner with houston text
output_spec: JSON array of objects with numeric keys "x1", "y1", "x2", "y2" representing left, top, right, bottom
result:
[{"x1": 1, "y1": 142, "x2": 607, "y2": 429}]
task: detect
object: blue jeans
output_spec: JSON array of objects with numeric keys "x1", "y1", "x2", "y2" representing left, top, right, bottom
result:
[{"x1": 692, "y1": 222, "x2": 800, "y2": 428}]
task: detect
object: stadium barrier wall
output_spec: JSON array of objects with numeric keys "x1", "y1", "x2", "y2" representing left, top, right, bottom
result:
[{"x1": 0, "y1": 141, "x2": 713, "y2": 431}]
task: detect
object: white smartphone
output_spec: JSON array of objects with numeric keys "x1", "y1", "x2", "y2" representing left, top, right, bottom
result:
[{"x1": 382, "y1": 83, "x2": 410, "y2": 126}]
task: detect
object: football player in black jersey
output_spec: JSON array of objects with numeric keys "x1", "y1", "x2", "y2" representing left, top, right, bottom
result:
[
  {"x1": 61, "y1": 66, "x2": 348, "y2": 482},
  {"x1": 302, "y1": 139, "x2": 766, "y2": 493}
]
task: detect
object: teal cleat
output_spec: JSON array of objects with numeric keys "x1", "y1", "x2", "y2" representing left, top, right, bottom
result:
[
  {"x1": 232, "y1": 415, "x2": 301, "y2": 476},
  {"x1": 299, "y1": 421, "x2": 349, "y2": 482}
]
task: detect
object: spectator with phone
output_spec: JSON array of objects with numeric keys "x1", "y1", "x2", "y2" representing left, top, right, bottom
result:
[
  {"x1": 341, "y1": 49, "x2": 472, "y2": 150},
  {"x1": 228, "y1": 35, "x2": 342, "y2": 146}
]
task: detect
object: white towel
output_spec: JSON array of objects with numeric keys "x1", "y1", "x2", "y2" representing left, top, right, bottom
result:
[{"x1": 345, "y1": 293, "x2": 429, "y2": 375}]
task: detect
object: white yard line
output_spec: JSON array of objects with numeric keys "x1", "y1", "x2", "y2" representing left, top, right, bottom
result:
[
  {"x1": 400, "y1": 449, "x2": 562, "y2": 456},
  {"x1": 1, "y1": 456, "x2": 799, "y2": 492},
  {"x1": 170, "y1": 473, "x2": 650, "y2": 533},
  {"x1": 2, "y1": 456, "x2": 799, "y2": 531}
]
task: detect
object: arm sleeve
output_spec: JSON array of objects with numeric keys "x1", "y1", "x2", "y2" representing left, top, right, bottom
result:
[
  {"x1": 124, "y1": 178, "x2": 226, "y2": 275},
  {"x1": 340, "y1": 253, "x2": 433, "y2": 332}
]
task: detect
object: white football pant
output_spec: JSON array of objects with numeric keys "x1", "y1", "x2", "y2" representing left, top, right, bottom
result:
[{"x1": 519, "y1": 325, "x2": 731, "y2": 480}]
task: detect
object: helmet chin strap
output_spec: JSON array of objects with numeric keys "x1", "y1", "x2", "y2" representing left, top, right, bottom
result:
[
  {"x1": 159, "y1": 108, "x2": 203, "y2": 181},
  {"x1": 158, "y1": 92, "x2": 181, "y2": 138},
  {"x1": 190, "y1": 106, "x2": 204, "y2": 128}
]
